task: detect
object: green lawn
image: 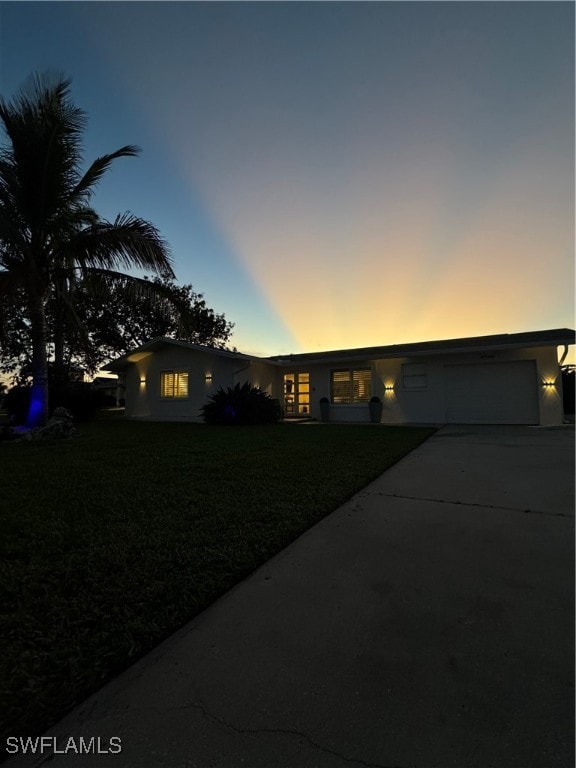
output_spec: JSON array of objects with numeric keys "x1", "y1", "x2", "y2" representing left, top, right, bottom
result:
[{"x1": 0, "y1": 417, "x2": 435, "y2": 741}]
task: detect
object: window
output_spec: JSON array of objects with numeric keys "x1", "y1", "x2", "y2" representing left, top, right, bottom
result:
[
  {"x1": 402, "y1": 363, "x2": 427, "y2": 390},
  {"x1": 331, "y1": 368, "x2": 372, "y2": 403},
  {"x1": 284, "y1": 373, "x2": 310, "y2": 415},
  {"x1": 160, "y1": 371, "x2": 189, "y2": 398}
]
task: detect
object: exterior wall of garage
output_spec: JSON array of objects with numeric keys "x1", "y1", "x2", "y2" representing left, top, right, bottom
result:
[
  {"x1": 370, "y1": 345, "x2": 563, "y2": 426},
  {"x1": 287, "y1": 345, "x2": 563, "y2": 425}
]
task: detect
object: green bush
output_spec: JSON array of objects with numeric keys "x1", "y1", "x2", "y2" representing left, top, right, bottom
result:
[{"x1": 201, "y1": 382, "x2": 283, "y2": 425}]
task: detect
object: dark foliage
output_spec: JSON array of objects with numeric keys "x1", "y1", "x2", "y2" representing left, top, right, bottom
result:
[
  {"x1": 561, "y1": 365, "x2": 575, "y2": 414},
  {"x1": 0, "y1": 73, "x2": 175, "y2": 425},
  {"x1": 0, "y1": 276, "x2": 234, "y2": 382},
  {"x1": 201, "y1": 382, "x2": 283, "y2": 425},
  {"x1": 4, "y1": 382, "x2": 109, "y2": 423},
  {"x1": 1, "y1": 387, "x2": 30, "y2": 424}
]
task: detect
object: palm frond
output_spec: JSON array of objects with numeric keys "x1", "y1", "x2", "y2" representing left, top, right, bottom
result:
[
  {"x1": 68, "y1": 213, "x2": 174, "y2": 277},
  {"x1": 71, "y1": 145, "x2": 141, "y2": 204},
  {"x1": 0, "y1": 73, "x2": 87, "y2": 230},
  {"x1": 80, "y1": 269, "x2": 182, "y2": 314},
  {"x1": 0, "y1": 71, "x2": 178, "y2": 422}
]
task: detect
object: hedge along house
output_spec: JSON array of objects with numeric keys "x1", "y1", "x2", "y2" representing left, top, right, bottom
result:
[{"x1": 105, "y1": 328, "x2": 575, "y2": 426}]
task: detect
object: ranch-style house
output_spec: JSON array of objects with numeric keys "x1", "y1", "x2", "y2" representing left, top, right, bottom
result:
[{"x1": 105, "y1": 328, "x2": 574, "y2": 426}]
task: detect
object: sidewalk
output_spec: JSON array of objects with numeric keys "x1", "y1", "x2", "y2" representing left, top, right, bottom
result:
[{"x1": 6, "y1": 425, "x2": 574, "y2": 768}]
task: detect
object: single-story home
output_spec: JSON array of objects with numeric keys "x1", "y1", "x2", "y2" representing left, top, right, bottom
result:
[{"x1": 105, "y1": 328, "x2": 575, "y2": 426}]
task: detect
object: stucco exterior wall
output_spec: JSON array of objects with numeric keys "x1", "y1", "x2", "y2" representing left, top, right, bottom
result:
[
  {"x1": 124, "y1": 347, "x2": 280, "y2": 421},
  {"x1": 278, "y1": 361, "x2": 374, "y2": 422},
  {"x1": 121, "y1": 342, "x2": 565, "y2": 426},
  {"x1": 530, "y1": 345, "x2": 565, "y2": 425},
  {"x1": 371, "y1": 345, "x2": 563, "y2": 426},
  {"x1": 125, "y1": 347, "x2": 238, "y2": 421},
  {"x1": 233, "y1": 361, "x2": 282, "y2": 399},
  {"x1": 286, "y1": 346, "x2": 564, "y2": 425}
]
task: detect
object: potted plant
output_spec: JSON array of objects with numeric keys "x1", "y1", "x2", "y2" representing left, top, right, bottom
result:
[
  {"x1": 319, "y1": 397, "x2": 330, "y2": 422},
  {"x1": 369, "y1": 396, "x2": 383, "y2": 424}
]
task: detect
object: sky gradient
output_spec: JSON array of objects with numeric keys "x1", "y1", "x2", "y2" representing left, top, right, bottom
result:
[{"x1": 0, "y1": 2, "x2": 573, "y2": 360}]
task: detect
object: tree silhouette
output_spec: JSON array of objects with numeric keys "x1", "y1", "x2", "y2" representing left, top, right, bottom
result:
[{"x1": 0, "y1": 73, "x2": 173, "y2": 426}]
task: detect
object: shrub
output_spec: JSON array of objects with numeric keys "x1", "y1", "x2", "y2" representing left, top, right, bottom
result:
[
  {"x1": 201, "y1": 382, "x2": 283, "y2": 425},
  {"x1": 3, "y1": 383, "x2": 108, "y2": 424},
  {"x1": 2, "y1": 386, "x2": 31, "y2": 425},
  {"x1": 562, "y1": 366, "x2": 575, "y2": 415},
  {"x1": 51, "y1": 383, "x2": 108, "y2": 421}
]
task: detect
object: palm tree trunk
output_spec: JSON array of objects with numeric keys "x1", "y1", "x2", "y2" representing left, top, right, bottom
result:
[
  {"x1": 52, "y1": 274, "x2": 69, "y2": 386},
  {"x1": 53, "y1": 302, "x2": 67, "y2": 387},
  {"x1": 27, "y1": 297, "x2": 50, "y2": 428}
]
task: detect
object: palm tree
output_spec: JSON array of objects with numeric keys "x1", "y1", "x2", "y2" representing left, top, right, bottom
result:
[{"x1": 0, "y1": 73, "x2": 175, "y2": 426}]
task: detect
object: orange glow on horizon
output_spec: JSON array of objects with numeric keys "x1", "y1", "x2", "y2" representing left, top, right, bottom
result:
[{"x1": 177, "y1": 126, "x2": 573, "y2": 361}]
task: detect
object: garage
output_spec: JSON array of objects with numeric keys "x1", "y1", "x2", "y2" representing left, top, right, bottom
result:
[{"x1": 445, "y1": 361, "x2": 539, "y2": 424}]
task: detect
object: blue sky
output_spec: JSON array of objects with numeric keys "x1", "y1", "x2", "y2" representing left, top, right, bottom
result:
[{"x1": 0, "y1": 1, "x2": 573, "y2": 359}]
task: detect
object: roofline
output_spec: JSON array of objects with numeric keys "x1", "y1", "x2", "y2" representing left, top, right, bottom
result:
[
  {"x1": 104, "y1": 337, "x2": 280, "y2": 372},
  {"x1": 267, "y1": 328, "x2": 576, "y2": 364},
  {"x1": 104, "y1": 329, "x2": 575, "y2": 372}
]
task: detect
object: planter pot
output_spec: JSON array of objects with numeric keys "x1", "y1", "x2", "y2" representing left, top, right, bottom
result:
[
  {"x1": 319, "y1": 402, "x2": 330, "y2": 422},
  {"x1": 368, "y1": 401, "x2": 383, "y2": 423}
]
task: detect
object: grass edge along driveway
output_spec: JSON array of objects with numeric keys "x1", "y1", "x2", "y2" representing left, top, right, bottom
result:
[{"x1": 0, "y1": 418, "x2": 435, "y2": 744}]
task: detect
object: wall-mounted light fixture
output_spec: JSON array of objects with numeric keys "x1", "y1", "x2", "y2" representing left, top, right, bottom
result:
[
  {"x1": 384, "y1": 385, "x2": 395, "y2": 391},
  {"x1": 205, "y1": 373, "x2": 213, "y2": 384},
  {"x1": 542, "y1": 381, "x2": 555, "y2": 388},
  {"x1": 139, "y1": 376, "x2": 146, "y2": 385}
]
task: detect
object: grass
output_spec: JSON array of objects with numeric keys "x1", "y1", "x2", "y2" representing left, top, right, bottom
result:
[{"x1": 0, "y1": 415, "x2": 435, "y2": 742}]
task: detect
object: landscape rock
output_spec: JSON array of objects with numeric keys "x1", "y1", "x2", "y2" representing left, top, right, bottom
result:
[{"x1": 23, "y1": 407, "x2": 79, "y2": 441}]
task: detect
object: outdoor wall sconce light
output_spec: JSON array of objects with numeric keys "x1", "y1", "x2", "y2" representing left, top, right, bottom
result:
[
  {"x1": 139, "y1": 376, "x2": 146, "y2": 385},
  {"x1": 542, "y1": 381, "x2": 555, "y2": 388},
  {"x1": 384, "y1": 385, "x2": 395, "y2": 391},
  {"x1": 205, "y1": 374, "x2": 213, "y2": 383}
]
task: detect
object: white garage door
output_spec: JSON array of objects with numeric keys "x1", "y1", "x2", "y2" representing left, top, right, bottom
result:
[{"x1": 445, "y1": 361, "x2": 539, "y2": 424}]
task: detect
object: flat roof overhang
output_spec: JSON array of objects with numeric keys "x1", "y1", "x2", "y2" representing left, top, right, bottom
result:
[
  {"x1": 268, "y1": 329, "x2": 576, "y2": 366},
  {"x1": 104, "y1": 329, "x2": 575, "y2": 372}
]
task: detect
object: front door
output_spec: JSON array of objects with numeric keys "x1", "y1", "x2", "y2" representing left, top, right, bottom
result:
[{"x1": 284, "y1": 373, "x2": 310, "y2": 417}]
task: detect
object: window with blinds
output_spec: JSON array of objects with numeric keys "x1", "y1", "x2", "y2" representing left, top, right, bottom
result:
[
  {"x1": 331, "y1": 369, "x2": 372, "y2": 403},
  {"x1": 160, "y1": 371, "x2": 189, "y2": 398}
]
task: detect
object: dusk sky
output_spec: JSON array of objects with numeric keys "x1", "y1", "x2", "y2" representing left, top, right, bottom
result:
[{"x1": 0, "y1": 2, "x2": 573, "y2": 360}]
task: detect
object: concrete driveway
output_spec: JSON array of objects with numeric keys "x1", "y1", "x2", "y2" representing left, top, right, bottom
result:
[{"x1": 6, "y1": 425, "x2": 574, "y2": 768}]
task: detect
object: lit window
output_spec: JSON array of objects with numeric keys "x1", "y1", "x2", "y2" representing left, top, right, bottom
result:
[
  {"x1": 331, "y1": 369, "x2": 372, "y2": 403},
  {"x1": 402, "y1": 364, "x2": 427, "y2": 390},
  {"x1": 161, "y1": 371, "x2": 189, "y2": 398}
]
